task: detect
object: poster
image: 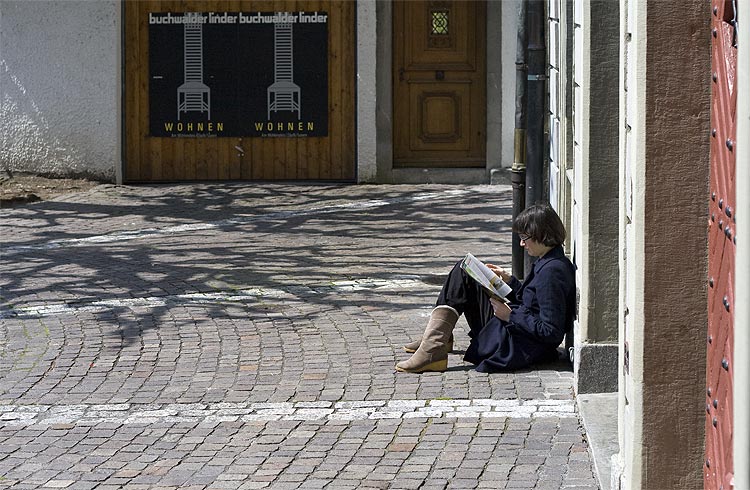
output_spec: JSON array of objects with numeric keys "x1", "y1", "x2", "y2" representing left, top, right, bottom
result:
[{"x1": 148, "y1": 11, "x2": 328, "y2": 138}]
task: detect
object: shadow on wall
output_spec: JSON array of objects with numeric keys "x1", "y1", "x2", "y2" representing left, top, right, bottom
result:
[{"x1": 0, "y1": 59, "x2": 93, "y2": 179}]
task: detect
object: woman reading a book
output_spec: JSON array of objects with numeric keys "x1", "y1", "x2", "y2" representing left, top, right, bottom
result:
[{"x1": 396, "y1": 204, "x2": 576, "y2": 373}]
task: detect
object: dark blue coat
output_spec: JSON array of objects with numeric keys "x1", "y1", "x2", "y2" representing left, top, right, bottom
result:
[{"x1": 464, "y1": 245, "x2": 576, "y2": 372}]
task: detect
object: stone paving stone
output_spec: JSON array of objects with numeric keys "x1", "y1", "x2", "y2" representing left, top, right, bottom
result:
[{"x1": 0, "y1": 184, "x2": 599, "y2": 489}]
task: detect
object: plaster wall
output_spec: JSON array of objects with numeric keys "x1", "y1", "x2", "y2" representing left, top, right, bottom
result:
[
  {"x1": 640, "y1": 1, "x2": 709, "y2": 486},
  {"x1": 0, "y1": 1, "x2": 120, "y2": 182},
  {"x1": 571, "y1": 0, "x2": 619, "y2": 394},
  {"x1": 485, "y1": 0, "x2": 505, "y2": 176},
  {"x1": 356, "y1": 0, "x2": 377, "y2": 182},
  {"x1": 617, "y1": 0, "x2": 647, "y2": 486},
  {"x1": 497, "y1": 0, "x2": 517, "y2": 175},
  {"x1": 616, "y1": 1, "x2": 709, "y2": 488},
  {"x1": 375, "y1": 0, "x2": 393, "y2": 182}
]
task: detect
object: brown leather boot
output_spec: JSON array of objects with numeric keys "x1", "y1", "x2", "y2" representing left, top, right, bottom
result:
[
  {"x1": 402, "y1": 335, "x2": 454, "y2": 353},
  {"x1": 396, "y1": 306, "x2": 459, "y2": 373}
]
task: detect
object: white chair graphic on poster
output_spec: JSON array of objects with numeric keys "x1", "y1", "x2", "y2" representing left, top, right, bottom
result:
[
  {"x1": 267, "y1": 16, "x2": 301, "y2": 119},
  {"x1": 177, "y1": 17, "x2": 210, "y2": 121}
]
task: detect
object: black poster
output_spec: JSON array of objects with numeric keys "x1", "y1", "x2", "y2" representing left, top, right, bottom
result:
[{"x1": 148, "y1": 11, "x2": 328, "y2": 138}]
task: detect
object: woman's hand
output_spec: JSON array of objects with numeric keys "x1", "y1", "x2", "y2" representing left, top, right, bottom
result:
[
  {"x1": 486, "y1": 263, "x2": 512, "y2": 283},
  {"x1": 490, "y1": 298, "x2": 512, "y2": 321}
]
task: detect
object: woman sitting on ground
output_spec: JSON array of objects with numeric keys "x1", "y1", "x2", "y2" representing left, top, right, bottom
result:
[{"x1": 396, "y1": 204, "x2": 576, "y2": 373}]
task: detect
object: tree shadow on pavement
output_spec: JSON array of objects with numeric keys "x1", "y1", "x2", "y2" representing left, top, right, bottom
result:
[{"x1": 0, "y1": 183, "x2": 526, "y2": 402}]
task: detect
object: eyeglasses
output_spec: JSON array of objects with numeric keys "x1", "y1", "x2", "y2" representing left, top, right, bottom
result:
[{"x1": 518, "y1": 233, "x2": 531, "y2": 242}]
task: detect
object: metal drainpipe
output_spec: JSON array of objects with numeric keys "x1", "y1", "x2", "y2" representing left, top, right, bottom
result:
[
  {"x1": 512, "y1": 0, "x2": 528, "y2": 280},
  {"x1": 734, "y1": 2, "x2": 749, "y2": 487},
  {"x1": 524, "y1": 0, "x2": 546, "y2": 274}
]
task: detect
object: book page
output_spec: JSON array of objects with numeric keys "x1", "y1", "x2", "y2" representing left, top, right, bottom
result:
[{"x1": 460, "y1": 253, "x2": 512, "y2": 301}]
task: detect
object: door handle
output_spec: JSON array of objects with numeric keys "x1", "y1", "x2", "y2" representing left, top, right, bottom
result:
[{"x1": 399, "y1": 68, "x2": 405, "y2": 81}]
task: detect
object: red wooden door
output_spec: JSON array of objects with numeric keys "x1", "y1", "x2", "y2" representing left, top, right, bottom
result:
[{"x1": 705, "y1": 1, "x2": 737, "y2": 488}]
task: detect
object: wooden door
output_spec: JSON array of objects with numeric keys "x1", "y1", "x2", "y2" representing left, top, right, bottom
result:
[
  {"x1": 392, "y1": 0, "x2": 486, "y2": 168},
  {"x1": 124, "y1": 0, "x2": 355, "y2": 182},
  {"x1": 705, "y1": 0, "x2": 737, "y2": 488}
]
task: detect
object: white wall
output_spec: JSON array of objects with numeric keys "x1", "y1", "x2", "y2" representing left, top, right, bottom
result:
[
  {"x1": 356, "y1": 0, "x2": 377, "y2": 183},
  {"x1": 617, "y1": 0, "x2": 647, "y2": 486},
  {"x1": 0, "y1": 0, "x2": 120, "y2": 182},
  {"x1": 496, "y1": 0, "x2": 518, "y2": 175}
]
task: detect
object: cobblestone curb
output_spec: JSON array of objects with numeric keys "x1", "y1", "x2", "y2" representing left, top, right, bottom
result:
[{"x1": 0, "y1": 399, "x2": 576, "y2": 426}]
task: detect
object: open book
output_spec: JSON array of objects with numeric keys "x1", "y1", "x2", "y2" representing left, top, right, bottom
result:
[{"x1": 460, "y1": 253, "x2": 513, "y2": 302}]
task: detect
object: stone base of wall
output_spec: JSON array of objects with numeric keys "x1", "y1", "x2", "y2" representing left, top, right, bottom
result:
[{"x1": 574, "y1": 341, "x2": 618, "y2": 394}]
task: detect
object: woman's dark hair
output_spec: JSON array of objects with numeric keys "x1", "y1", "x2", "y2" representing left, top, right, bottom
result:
[{"x1": 512, "y1": 204, "x2": 567, "y2": 247}]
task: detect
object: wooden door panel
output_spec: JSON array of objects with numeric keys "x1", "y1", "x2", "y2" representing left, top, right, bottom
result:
[
  {"x1": 393, "y1": 0, "x2": 485, "y2": 168},
  {"x1": 124, "y1": 0, "x2": 355, "y2": 182},
  {"x1": 409, "y1": 81, "x2": 471, "y2": 151}
]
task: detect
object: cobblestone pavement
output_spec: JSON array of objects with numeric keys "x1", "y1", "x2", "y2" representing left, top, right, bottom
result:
[{"x1": 0, "y1": 184, "x2": 598, "y2": 489}]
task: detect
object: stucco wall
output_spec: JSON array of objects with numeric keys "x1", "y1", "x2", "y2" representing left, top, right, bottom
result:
[
  {"x1": 356, "y1": 0, "x2": 377, "y2": 183},
  {"x1": 0, "y1": 1, "x2": 120, "y2": 181},
  {"x1": 617, "y1": 1, "x2": 710, "y2": 488},
  {"x1": 641, "y1": 1, "x2": 709, "y2": 486},
  {"x1": 572, "y1": 0, "x2": 620, "y2": 395}
]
